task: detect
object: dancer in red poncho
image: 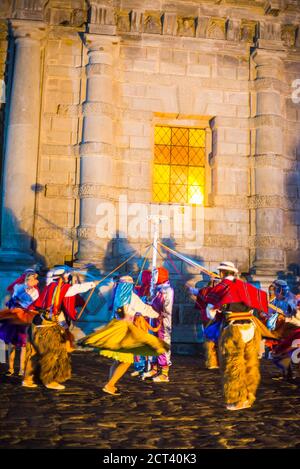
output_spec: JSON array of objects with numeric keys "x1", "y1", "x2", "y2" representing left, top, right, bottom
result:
[
  {"x1": 198, "y1": 261, "x2": 270, "y2": 411},
  {"x1": 22, "y1": 267, "x2": 96, "y2": 390}
]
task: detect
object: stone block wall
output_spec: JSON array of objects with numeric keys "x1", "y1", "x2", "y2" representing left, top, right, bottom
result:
[
  {"x1": 34, "y1": 29, "x2": 86, "y2": 267},
  {"x1": 0, "y1": 0, "x2": 299, "y2": 333}
]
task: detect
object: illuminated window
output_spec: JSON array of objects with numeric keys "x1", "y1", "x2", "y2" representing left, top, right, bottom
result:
[{"x1": 153, "y1": 126, "x2": 206, "y2": 204}]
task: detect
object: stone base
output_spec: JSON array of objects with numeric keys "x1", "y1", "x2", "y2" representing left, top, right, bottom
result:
[
  {"x1": 249, "y1": 274, "x2": 276, "y2": 292},
  {"x1": 0, "y1": 249, "x2": 35, "y2": 265}
]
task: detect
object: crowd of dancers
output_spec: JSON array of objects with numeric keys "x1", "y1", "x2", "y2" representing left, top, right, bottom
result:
[{"x1": 0, "y1": 261, "x2": 299, "y2": 411}]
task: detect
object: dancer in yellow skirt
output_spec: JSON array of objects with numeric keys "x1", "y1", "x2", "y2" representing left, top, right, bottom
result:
[{"x1": 79, "y1": 276, "x2": 169, "y2": 396}]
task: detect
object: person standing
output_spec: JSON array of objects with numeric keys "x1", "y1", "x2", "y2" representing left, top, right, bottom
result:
[
  {"x1": 198, "y1": 261, "x2": 269, "y2": 411},
  {"x1": 0, "y1": 271, "x2": 39, "y2": 376},
  {"x1": 79, "y1": 276, "x2": 168, "y2": 396},
  {"x1": 22, "y1": 267, "x2": 96, "y2": 390}
]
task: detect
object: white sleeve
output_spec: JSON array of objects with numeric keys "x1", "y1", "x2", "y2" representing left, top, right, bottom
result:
[
  {"x1": 206, "y1": 304, "x2": 217, "y2": 320},
  {"x1": 128, "y1": 293, "x2": 159, "y2": 318},
  {"x1": 65, "y1": 282, "x2": 96, "y2": 297}
]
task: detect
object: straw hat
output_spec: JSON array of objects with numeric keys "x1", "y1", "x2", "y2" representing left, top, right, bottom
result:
[{"x1": 217, "y1": 261, "x2": 238, "y2": 274}]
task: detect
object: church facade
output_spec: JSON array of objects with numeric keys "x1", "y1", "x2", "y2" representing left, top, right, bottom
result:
[{"x1": 0, "y1": 0, "x2": 299, "y2": 345}]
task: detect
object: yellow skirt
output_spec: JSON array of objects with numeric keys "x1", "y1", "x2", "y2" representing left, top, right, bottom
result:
[{"x1": 80, "y1": 319, "x2": 169, "y2": 364}]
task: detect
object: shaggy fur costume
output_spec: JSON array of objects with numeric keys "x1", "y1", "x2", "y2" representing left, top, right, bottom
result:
[
  {"x1": 204, "y1": 340, "x2": 219, "y2": 369},
  {"x1": 218, "y1": 323, "x2": 261, "y2": 406},
  {"x1": 24, "y1": 324, "x2": 71, "y2": 385}
]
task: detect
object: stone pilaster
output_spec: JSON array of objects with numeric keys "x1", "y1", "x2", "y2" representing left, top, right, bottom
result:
[
  {"x1": 76, "y1": 33, "x2": 119, "y2": 263},
  {"x1": 0, "y1": 20, "x2": 46, "y2": 264},
  {"x1": 250, "y1": 46, "x2": 286, "y2": 280}
]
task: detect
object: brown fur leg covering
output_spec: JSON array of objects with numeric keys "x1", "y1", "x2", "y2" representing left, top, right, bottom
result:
[
  {"x1": 204, "y1": 340, "x2": 219, "y2": 368},
  {"x1": 219, "y1": 325, "x2": 248, "y2": 406},
  {"x1": 33, "y1": 326, "x2": 71, "y2": 385},
  {"x1": 244, "y1": 328, "x2": 261, "y2": 405}
]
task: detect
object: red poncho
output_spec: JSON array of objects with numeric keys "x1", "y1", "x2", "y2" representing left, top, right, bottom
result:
[
  {"x1": 202, "y1": 278, "x2": 268, "y2": 313},
  {"x1": 33, "y1": 281, "x2": 84, "y2": 321}
]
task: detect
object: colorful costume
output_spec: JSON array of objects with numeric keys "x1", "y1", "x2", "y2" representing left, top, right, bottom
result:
[
  {"x1": 271, "y1": 297, "x2": 300, "y2": 380},
  {"x1": 0, "y1": 271, "x2": 40, "y2": 376},
  {"x1": 0, "y1": 281, "x2": 39, "y2": 347},
  {"x1": 150, "y1": 267, "x2": 174, "y2": 382},
  {"x1": 262, "y1": 280, "x2": 297, "y2": 357},
  {"x1": 80, "y1": 277, "x2": 167, "y2": 363},
  {"x1": 199, "y1": 261, "x2": 269, "y2": 410},
  {"x1": 190, "y1": 280, "x2": 220, "y2": 369},
  {"x1": 23, "y1": 268, "x2": 95, "y2": 389},
  {"x1": 132, "y1": 270, "x2": 158, "y2": 376}
]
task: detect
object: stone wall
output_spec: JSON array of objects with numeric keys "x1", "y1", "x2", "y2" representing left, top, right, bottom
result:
[{"x1": 0, "y1": 0, "x2": 299, "y2": 342}]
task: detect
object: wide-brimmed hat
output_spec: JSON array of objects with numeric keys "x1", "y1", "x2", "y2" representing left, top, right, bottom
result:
[
  {"x1": 217, "y1": 261, "x2": 238, "y2": 274},
  {"x1": 119, "y1": 275, "x2": 134, "y2": 283}
]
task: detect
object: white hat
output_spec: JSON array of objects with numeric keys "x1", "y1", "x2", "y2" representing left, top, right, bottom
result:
[
  {"x1": 217, "y1": 261, "x2": 238, "y2": 274},
  {"x1": 119, "y1": 275, "x2": 134, "y2": 283}
]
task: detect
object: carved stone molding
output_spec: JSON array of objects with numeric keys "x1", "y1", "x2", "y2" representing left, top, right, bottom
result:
[
  {"x1": 264, "y1": 0, "x2": 285, "y2": 16},
  {"x1": 82, "y1": 102, "x2": 114, "y2": 118},
  {"x1": 252, "y1": 115, "x2": 284, "y2": 128},
  {"x1": 37, "y1": 227, "x2": 73, "y2": 240},
  {"x1": 116, "y1": 10, "x2": 130, "y2": 33},
  {"x1": 87, "y1": 1, "x2": 116, "y2": 35},
  {"x1": 57, "y1": 104, "x2": 81, "y2": 117},
  {"x1": 207, "y1": 17, "x2": 226, "y2": 40},
  {"x1": 227, "y1": 19, "x2": 241, "y2": 42},
  {"x1": 45, "y1": 183, "x2": 118, "y2": 199},
  {"x1": 162, "y1": 12, "x2": 177, "y2": 36},
  {"x1": 196, "y1": 16, "x2": 209, "y2": 38},
  {"x1": 282, "y1": 24, "x2": 297, "y2": 47},
  {"x1": 251, "y1": 154, "x2": 285, "y2": 168},
  {"x1": 143, "y1": 11, "x2": 162, "y2": 35},
  {"x1": 130, "y1": 10, "x2": 143, "y2": 33},
  {"x1": 249, "y1": 235, "x2": 297, "y2": 250},
  {"x1": 240, "y1": 20, "x2": 257, "y2": 43},
  {"x1": 80, "y1": 141, "x2": 114, "y2": 156},
  {"x1": 12, "y1": 0, "x2": 47, "y2": 21},
  {"x1": 204, "y1": 234, "x2": 237, "y2": 248},
  {"x1": 10, "y1": 19, "x2": 46, "y2": 41},
  {"x1": 248, "y1": 195, "x2": 298, "y2": 209},
  {"x1": 77, "y1": 183, "x2": 104, "y2": 198},
  {"x1": 86, "y1": 63, "x2": 112, "y2": 77},
  {"x1": 76, "y1": 226, "x2": 97, "y2": 240},
  {"x1": 210, "y1": 195, "x2": 249, "y2": 209},
  {"x1": 177, "y1": 17, "x2": 196, "y2": 38}
]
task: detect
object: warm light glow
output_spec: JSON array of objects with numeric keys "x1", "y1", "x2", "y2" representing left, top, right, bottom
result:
[
  {"x1": 153, "y1": 125, "x2": 206, "y2": 205},
  {"x1": 188, "y1": 186, "x2": 204, "y2": 205}
]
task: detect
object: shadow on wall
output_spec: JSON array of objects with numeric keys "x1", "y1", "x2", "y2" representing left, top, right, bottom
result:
[
  {"x1": 74, "y1": 232, "x2": 150, "y2": 337},
  {"x1": 0, "y1": 208, "x2": 47, "y2": 307},
  {"x1": 156, "y1": 237, "x2": 207, "y2": 353},
  {"x1": 247, "y1": 166, "x2": 300, "y2": 293},
  {"x1": 282, "y1": 163, "x2": 300, "y2": 293}
]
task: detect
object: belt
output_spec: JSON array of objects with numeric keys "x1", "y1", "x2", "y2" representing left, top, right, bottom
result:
[{"x1": 224, "y1": 311, "x2": 253, "y2": 324}]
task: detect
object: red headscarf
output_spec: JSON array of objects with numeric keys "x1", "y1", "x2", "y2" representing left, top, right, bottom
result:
[{"x1": 157, "y1": 267, "x2": 169, "y2": 285}]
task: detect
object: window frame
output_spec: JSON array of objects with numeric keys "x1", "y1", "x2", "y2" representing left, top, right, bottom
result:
[{"x1": 152, "y1": 113, "x2": 213, "y2": 207}]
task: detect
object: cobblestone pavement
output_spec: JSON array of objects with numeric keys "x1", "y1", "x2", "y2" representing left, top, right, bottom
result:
[{"x1": 0, "y1": 351, "x2": 299, "y2": 449}]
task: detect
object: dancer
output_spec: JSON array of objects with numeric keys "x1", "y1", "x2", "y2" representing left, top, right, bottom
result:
[
  {"x1": 22, "y1": 267, "x2": 96, "y2": 390},
  {"x1": 271, "y1": 297, "x2": 300, "y2": 381},
  {"x1": 79, "y1": 276, "x2": 168, "y2": 396},
  {"x1": 198, "y1": 261, "x2": 269, "y2": 411},
  {"x1": 0, "y1": 271, "x2": 39, "y2": 376},
  {"x1": 187, "y1": 275, "x2": 221, "y2": 369},
  {"x1": 131, "y1": 270, "x2": 159, "y2": 378},
  {"x1": 146, "y1": 267, "x2": 174, "y2": 383}
]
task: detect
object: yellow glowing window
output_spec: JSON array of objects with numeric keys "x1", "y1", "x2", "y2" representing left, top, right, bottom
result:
[{"x1": 153, "y1": 126, "x2": 206, "y2": 204}]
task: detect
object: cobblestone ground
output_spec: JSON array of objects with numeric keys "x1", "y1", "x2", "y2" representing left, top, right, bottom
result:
[{"x1": 0, "y1": 351, "x2": 299, "y2": 449}]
